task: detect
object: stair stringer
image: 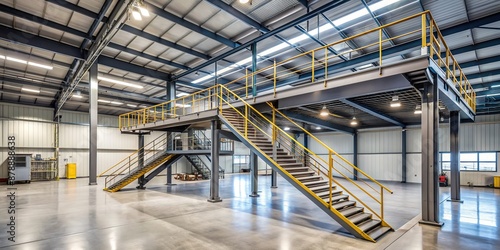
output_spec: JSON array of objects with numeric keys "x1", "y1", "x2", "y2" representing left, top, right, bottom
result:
[
  {"x1": 218, "y1": 114, "x2": 373, "y2": 242},
  {"x1": 142, "y1": 154, "x2": 183, "y2": 185}
]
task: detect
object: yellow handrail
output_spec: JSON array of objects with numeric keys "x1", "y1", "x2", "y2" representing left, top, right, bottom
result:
[
  {"x1": 268, "y1": 102, "x2": 393, "y2": 194},
  {"x1": 119, "y1": 11, "x2": 476, "y2": 131}
]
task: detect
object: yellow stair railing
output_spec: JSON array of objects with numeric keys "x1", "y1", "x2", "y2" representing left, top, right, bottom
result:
[
  {"x1": 118, "y1": 11, "x2": 475, "y2": 131},
  {"x1": 98, "y1": 133, "x2": 171, "y2": 189},
  {"x1": 217, "y1": 85, "x2": 393, "y2": 236}
]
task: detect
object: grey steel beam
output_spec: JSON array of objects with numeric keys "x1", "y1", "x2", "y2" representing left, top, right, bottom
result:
[
  {"x1": 249, "y1": 152, "x2": 259, "y2": 197},
  {"x1": 341, "y1": 98, "x2": 405, "y2": 127},
  {"x1": 88, "y1": 63, "x2": 98, "y2": 185},
  {"x1": 144, "y1": 1, "x2": 237, "y2": 48},
  {"x1": 0, "y1": 26, "x2": 83, "y2": 59},
  {"x1": 280, "y1": 110, "x2": 355, "y2": 134},
  {"x1": 208, "y1": 119, "x2": 222, "y2": 202},
  {"x1": 419, "y1": 72, "x2": 442, "y2": 226},
  {"x1": 177, "y1": 0, "x2": 349, "y2": 78},
  {"x1": 271, "y1": 169, "x2": 278, "y2": 188},
  {"x1": 166, "y1": 80, "x2": 176, "y2": 186},
  {"x1": 449, "y1": 111, "x2": 462, "y2": 202}
]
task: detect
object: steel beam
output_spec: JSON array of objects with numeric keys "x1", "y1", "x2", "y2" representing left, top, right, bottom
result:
[
  {"x1": 107, "y1": 43, "x2": 190, "y2": 70},
  {"x1": 208, "y1": 119, "x2": 222, "y2": 202},
  {"x1": 176, "y1": 0, "x2": 349, "y2": 78},
  {"x1": 295, "y1": 25, "x2": 347, "y2": 61},
  {"x1": 0, "y1": 26, "x2": 83, "y2": 59},
  {"x1": 449, "y1": 111, "x2": 462, "y2": 202},
  {"x1": 419, "y1": 72, "x2": 442, "y2": 226},
  {"x1": 249, "y1": 152, "x2": 259, "y2": 197},
  {"x1": 341, "y1": 98, "x2": 405, "y2": 127},
  {"x1": 459, "y1": 54, "x2": 500, "y2": 69},
  {"x1": 252, "y1": 43, "x2": 257, "y2": 97},
  {"x1": 465, "y1": 69, "x2": 500, "y2": 80},
  {"x1": 88, "y1": 62, "x2": 98, "y2": 185},
  {"x1": 281, "y1": 110, "x2": 355, "y2": 134},
  {"x1": 145, "y1": 2, "x2": 237, "y2": 48}
]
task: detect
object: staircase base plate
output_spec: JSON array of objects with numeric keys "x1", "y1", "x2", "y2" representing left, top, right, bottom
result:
[
  {"x1": 207, "y1": 198, "x2": 223, "y2": 203},
  {"x1": 418, "y1": 220, "x2": 444, "y2": 227},
  {"x1": 165, "y1": 183, "x2": 177, "y2": 186},
  {"x1": 136, "y1": 186, "x2": 146, "y2": 190},
  {"x1": 249, "y1": 193, "x2": 260, "y2": 197}
]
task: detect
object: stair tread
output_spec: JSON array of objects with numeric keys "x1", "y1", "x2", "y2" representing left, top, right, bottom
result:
[
  {"x1": 303, "y1": 180, "x2": 328, "y2": 186},
  {"x1": 367, "y1": 226, "x2": 392, "y2": 241},
  {"x1": 348, "y1": 213, "x2": 372, "y2": 225},
  {"x1": 309, "y1": 185, "x2": 337, "y2": 192},
  {"x1": 358, "y1": 219, "x2": 381, "y2": 232},
  {"x1": 339, "y1": 206, "x2": 363, "y2": 217},
  {"x1": 315, "y1": 190, "x2": 343, "y2": 198},
  {"x1": 289, "y1": 171, "x2": 315, "y2": 176},
  {"x1": 283, "y1": 167, "x2": 310, "y2": 171},
  {"x1": 333, "y1": 200, "x2": 356, "y2": 210},
  {"x1": 296, "y1": 175, "x2": 322, "y2": 181},
  {"x1": 322, "y1": 194, "x2": 348, "y2": 202}
]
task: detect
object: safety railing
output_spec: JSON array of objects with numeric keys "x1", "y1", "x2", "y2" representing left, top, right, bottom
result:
[
  {"x1": 98, "y1": 133, "x2": 171, "y2": 189},
  {"x1": 118, "y1": 11, "x2": 476, "y2": 131},
  {"x1": 167, "y1": 131, "x2": 233, "y2": 152},
  {"x1": 220, "y1": 11, "x2": 475, "y2": 111},
  {"x1": 217, "y1": 85, "x2": 392, "y2": 226}
]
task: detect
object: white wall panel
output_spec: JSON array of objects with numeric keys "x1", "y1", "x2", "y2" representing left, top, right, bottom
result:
[
  {"x1": 313, "y1": 132, "x2": 353, "y2": 154},
  {"x1": 359, "y1": 130, "x2": 402, "y2": 153},
  {"x1": 406, "y1": 154, "x2": 422, "y2": 183},
  {"x1": 0, "y1": 120, "x2": 54, "y2": 148},
  {"x1": 0, "y1": 102, "x2": 52, "y2": 121},
  {"x1": 358, "y1": 154, "x2": 402, "y2": 181}
]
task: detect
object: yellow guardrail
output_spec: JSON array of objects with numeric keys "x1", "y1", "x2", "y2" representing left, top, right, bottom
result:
[
  {"x1": 118, "y1": 11, "x2": 476, "y2": 130},
  {"x1": 216, "y1": 85, "x2": 389, "y2": 239}
]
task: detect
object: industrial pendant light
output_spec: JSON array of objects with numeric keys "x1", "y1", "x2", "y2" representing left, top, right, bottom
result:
[
  {"x1": 390, "y1": 95, "x2": 401, "y2": 107},
  {"x1": 350, "y1": 117, "x2": 358, "y2": 126},
  {"x1": 414, "y1": 105, "x2": 422, "y2": 114},
  {"x1": 320, "y1": 105, "x2": 329, "y2": 116}
]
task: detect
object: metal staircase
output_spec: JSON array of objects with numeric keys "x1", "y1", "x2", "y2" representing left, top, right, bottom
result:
[
  {"x1": 99, "y1": 133, "x2": 176, "y2": 192},
  {"x1": 217, "y1": 86, "x2": 393, "y2": 242},
  {"x1": 185, "y1": 154, "x2": 211, "y2": 179}
]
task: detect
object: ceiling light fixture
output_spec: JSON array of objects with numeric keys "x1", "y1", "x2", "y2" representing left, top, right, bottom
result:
[
  {"x1": 0, "y1": 55, "x2": 53, "y2": 70},
  {"x1": 127, "y1": 104, "x2": 137, "y2": 108},
  {"x1": 175, "y1": 103, "x2": 192, "y2": 108},
  {"x1": 73, "y1": 90, "x2": 82, "y2": 98},
  {"x1": 491, "y1": 85, "x2": 500, "y2": 88},
  {"x1": 316, "y1": 126, "x2": 321, "y2": 130},
  {"x1": 414, "y1": 105, "x2": 422, "y2": 114},
  {"x1": 320, "y1": 105, "x2": 329, "y2": 116},
  {"x1": 390, "y1": 96, "x2": 401, "y2": 107},
  {"x1": 239, "y1": 0, "x2": 251, "y2": 4},
  {"x1": 131, "y1": 8, "x2": 142, "y2": 20},
  {"x1": 190, "y1": 0, "x2": 402, "y2": 85},
  {"x1": 98, "y1": 76, "x2": 144, "y2": 89},
  {"x1": 110, "y1": 101, "x2": 123, "y2": 105},
  {"x1": 350, "y1": 117, "x2": 358, "y2": 126},
  {"x1": 176, "y1": 92, "x2": 190, "y2": 97},
  {"x1": 22, "y1": 88, "x2": 40, "y2": 93},
  {"x1": 98, "y1": 99, "x2": 111, "y2": 103},
  {"x1": 284, "y1": 127, "x2": 290, "y2": 131}
]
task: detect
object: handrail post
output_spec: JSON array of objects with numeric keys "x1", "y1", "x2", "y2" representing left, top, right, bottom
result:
[
  {"x1": 421, "y1": 13, "x2": 427, "y2": 47},
  {"x1": 381, "y1": 186, "x2": 384, "y2": 221},
  {"x1": 244, "y1": 105, "x2": 248, "y2": 137},
  {"x1": 245, "y1": 68, "x2": 248, "y2": 98},
  {"x1": 328, "y1": 150, "x2": 333, "y2": 209},
  {"x1": 273, "y1": 59, "x2": 277, "y2": 97}
]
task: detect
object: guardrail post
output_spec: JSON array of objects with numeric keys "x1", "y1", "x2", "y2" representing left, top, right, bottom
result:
[
  {"x1": 245, "y1": 105, "x2": 248, "y2": 137},
  {"x1": 379, "y1": 29, "x2": 383, "y2": 75},
  {"x1": 324, "y1": 47, "x2": 328, "y2": 87},
  {"x1": 328, "y1": 150, "x2": 333, "y2": 209},
  {"x1": 421, "y1": 13, "x2": 428, "y2": 55},
  {"x1": 381, "y1": 186, "x2": 384, "y2": 220},
  {"x1": 273, "y1": 59, "x2": 277, "y2": 97},
  {"x1": 311, "y1": 50, "x2": 315, "y2": 82}
]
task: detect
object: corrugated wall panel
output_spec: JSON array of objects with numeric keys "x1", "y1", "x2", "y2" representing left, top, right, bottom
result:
[
  {"x1": 406, "y1": 154, "x2": 422, "y2": 183},
  {"x1": 359, "y1": 154, "x2": 402, "y2": 181},
  {"x1": 313, "y1": 132, "x2": 353, "y2": 154},
  {"x1": 359, "y1": 130, "x2": 402, "y2": 153},
  {"x1": 0, "y1": 103, "x2": 53, "y2": 121}
]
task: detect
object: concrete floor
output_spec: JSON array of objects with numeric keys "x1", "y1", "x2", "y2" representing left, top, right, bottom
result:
[{"x1": 1, "y1": 174, "x2": 499, "y2": 249}]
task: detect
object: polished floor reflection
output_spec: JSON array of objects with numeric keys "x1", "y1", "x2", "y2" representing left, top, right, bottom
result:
[{"x1": 0, "y1": 174, "x2": 499, "y2": 249}]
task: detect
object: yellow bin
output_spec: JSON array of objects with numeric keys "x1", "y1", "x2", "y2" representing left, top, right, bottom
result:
[
  {"x1": 66, "y1": 163, "x2": 77, "y2": 179},
  {"x1": 494, "y1": 176, "x2": 500, "y2": 188}
]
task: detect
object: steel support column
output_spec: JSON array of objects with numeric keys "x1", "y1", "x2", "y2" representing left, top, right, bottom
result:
[
  {"x1": 271, "y1": 169, "x2": 278, "y2": 188},
  {"x1": 208, "y1": 119, "x2": 222, "y2": 202},
  {"x1": 249, "y1": 152, "x2": 260, "y2": 197},
  {"x1": 449, "y1": 111, "x2": 462, "y2": 202},
  {"x1": 419, "y1": 73, "x2": 443, "y2": 226},
  {"x1": 353, "y1": 132, "x2": 358, "y2": 181},
  {"x1": 402, "y1": 129, "x2": 407, "y2": 183},
  {"x1": 251, "y1": 43, "x2": 257, "y2": 97},
  {"x1": 166, "y1": 78, "x2": 176, "y2": 186},
  {"x1": 88, "y1": 62, "x2": 98, "y2": 185},
  {"x1": 136, "y1": 134, "x2": 146, "y2": 189}
]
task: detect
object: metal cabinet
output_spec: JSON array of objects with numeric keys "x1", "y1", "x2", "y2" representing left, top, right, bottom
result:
[{"x1": 14, "y1": 154, "x2": 31, "y2": 183}]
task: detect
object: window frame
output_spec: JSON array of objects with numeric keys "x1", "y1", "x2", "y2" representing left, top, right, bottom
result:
[{"x1": 440, "y1": 151, "x2": 497, "y2": 172}]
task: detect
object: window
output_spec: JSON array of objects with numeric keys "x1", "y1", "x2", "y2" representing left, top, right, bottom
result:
[{"x1": 440, "y1": 152, "x2": 497, "y2": 172}]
